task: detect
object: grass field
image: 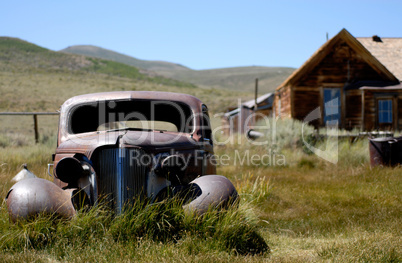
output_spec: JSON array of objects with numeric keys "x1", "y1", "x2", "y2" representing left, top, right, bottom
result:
[{"x1": 0, "y1": 118, "x2": 400, "y2": 262}]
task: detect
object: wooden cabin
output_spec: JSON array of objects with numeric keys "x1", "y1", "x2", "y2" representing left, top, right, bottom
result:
[{"x1": 274, "y1": 28, "x2": 402, "y2": 130}]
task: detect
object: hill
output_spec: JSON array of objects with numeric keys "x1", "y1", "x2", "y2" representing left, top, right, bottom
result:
[
  {"x1": 0, "y1": 37, "x2": 193, "y2": 88},
  {"x1": 61, "y1": 45, "x2": 190, "y2": 72},
  {"x1": 0, "y1": 37, "x2": 248, "y2": 115},
  {"x1": 60, "y1": 45, "x2": 295, "y2": 94},
  {"x1": 164, "y1": 66, "x2": 295, "y2": 93}
]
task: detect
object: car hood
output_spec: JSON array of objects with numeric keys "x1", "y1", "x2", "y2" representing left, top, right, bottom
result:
[{"x1": 56, "y1": 130, "x2": 200, "y2": 158}]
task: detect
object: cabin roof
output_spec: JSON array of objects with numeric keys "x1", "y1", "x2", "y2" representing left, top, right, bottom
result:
[
  {"x1": 242, "y1": 93, "x2": 274, "y2": 109},
  {"x1": 359, "y1": 83, "x2": 402, "y2": 90},
  {"x1": 357, "y1": 37, "x2": 402, "y2": 80}
]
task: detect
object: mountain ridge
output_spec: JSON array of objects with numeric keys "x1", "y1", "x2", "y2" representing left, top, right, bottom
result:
[
  {"x1": 61, "y1": 45, "x2": 191, "y2": 72},
  {"x1": 61, "y1": 45, "x2": 295, "y2": 94}
]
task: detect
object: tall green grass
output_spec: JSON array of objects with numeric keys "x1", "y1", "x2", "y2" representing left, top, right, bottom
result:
[
  {"x1": 0, "y1": 136, "x2": 270, "y2": 261},
  {"x1": 0, "y1": 117, "x2": 401, "y2": 262},
  {"x1": 0, "y1": 199, "x2": 268, "y2": 260}
]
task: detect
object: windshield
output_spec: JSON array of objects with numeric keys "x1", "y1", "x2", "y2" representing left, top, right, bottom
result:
[{"x1": 69, "y1": 99, "x2": 194, "y2": 134}]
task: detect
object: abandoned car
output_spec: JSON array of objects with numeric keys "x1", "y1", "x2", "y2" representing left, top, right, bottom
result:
[{"x1": 6, "y1": 91, "x2": 238, "y2": 221}]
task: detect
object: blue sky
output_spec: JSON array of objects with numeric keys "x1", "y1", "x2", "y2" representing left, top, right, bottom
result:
[{"x1": 1, "y1": 0, "x2": 401, "y2": 70}]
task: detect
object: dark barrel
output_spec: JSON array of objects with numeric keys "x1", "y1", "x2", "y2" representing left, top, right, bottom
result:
[{"x1": 369, "y1": 136, "x2": 402, "y2": 166}]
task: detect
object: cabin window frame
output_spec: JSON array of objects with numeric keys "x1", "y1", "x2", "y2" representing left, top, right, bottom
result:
[
  {"x1": 378, "y1": 99, "x2": 392, "y2": 124},
  {"x1": 374, "y1": 93, "x2": 397, "y2": 130}
]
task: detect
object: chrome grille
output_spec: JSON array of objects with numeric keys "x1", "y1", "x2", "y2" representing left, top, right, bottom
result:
[{"x1": 94, "y1": 148, "x2": 148, "y2": 212}]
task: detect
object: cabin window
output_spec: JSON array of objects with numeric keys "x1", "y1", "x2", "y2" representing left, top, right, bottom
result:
[
  {"x1": 378, "y1": 99, "x2": 393, "y2": 124},
  {"x1": 323, "y1": 88, "x2": 341, "y2": 126}
]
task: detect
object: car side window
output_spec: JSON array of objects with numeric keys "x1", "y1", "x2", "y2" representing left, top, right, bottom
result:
[{"x1": 202, "y1": 104, "x2": 212, "y2": 142}]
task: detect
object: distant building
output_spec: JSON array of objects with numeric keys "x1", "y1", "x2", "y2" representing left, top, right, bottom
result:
[{"x1": 222, "y1": 93, "x2": 274, "y2": 134}]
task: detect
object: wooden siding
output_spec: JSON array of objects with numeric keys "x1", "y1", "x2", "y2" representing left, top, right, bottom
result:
[
  {"x1": 345, "y1": 89, "x2": 362, "y2": 129},
  {"x1": 292, "y1": 88, "x2": 320, "y2": 125},
  {"x1": 298, "y1": 40, "x2": 387, "y2": 87},
  {"x1": 275, "y1": 86, "x2": 291, "y2": 118},
  {"x1": 363, "y1": 91, "x2": 376, "y2": 130}
]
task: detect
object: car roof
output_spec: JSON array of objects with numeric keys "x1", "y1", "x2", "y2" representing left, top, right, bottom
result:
[{"x1": 61, "y1": 91, "x2": 202, "y2": 109}]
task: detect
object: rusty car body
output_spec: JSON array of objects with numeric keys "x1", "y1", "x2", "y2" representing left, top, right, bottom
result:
[{"x1": 6, "y1": 91, "x2": 237, "y2": 221}]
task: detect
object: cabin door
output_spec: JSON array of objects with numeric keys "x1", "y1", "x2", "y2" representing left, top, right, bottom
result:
[{"x1": 323, "y1": 88, "x2": 341, "y2": 126}]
